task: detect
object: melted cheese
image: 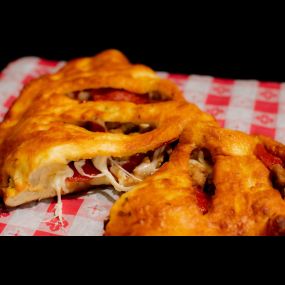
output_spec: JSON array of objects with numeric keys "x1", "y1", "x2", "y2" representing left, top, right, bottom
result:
[
  {"x1": 36, "y1": 145, "x2": 167, "y2": 223},
  {"x1": 51, "y1": 166, "x2": 74, "y2": 225},
  {"x1": 92, "y1": 156, "x2": 133, "y2": 192},
  {"x1": 74, "y1": 160, "x2": 105, "y2": 178},
  {"x1": 54, "y1": 189, "x2": 63, "y2": 225},
  {"x1": 189, "y1": 150, "x2": 212, "y2": 187},
  {"x1": 77, "y1": 91, "x2": 90, "y2": 101},
  {"x1": 110, "y1": 159, "x2": 142, "y2": 187},
  {"x1": 133, "y1": 146, "x2": 165, "y2": 179}
]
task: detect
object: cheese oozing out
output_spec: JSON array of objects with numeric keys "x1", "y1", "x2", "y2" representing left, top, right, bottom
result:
[
  {"x1": 69, "y1": 145, "x2": 167, "y2": 192},
  {"x1": 65, "y1": 142, "x2": 176, "y2": 192},
  {"x1": 50, "y1": 167, "x2": 74, "y2": 225},
  {"x1": 48, "y1": 141, "x2": 176, "y2": 223},
  {"x1": 189, "y1": 148, "x2": 214, "y2": 189}
]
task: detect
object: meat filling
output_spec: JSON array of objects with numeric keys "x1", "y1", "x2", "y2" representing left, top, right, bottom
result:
[
  {"x1": 67, "y1": 88, "x2": 170, "y2": 104},
  {"x1": 81, "y1": 121, "x2": 155, "y2": 135},
  {"x1": 66, "y1": 141, "x2": 176, "y2": 192},
  {"x1": 256, "y1": 144, "x2": 285, "y2": 198},
  {"x1": 189, "y1": 148, "x2": 215, "y2": 214}
]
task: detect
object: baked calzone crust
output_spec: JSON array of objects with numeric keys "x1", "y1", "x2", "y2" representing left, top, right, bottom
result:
[{"x1": 1, "y1": 50, "x2": 285, "y2": 236}]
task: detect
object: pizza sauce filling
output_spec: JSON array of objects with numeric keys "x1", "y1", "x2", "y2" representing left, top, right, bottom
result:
[
  {"x1": 189, "y1": 148, "x2": 215, "y2": 215},
  {"x1": 66, "y1": 140, "x2": 177, "y2": 192},
  {"x1": 256, "y1": 144, "x2": 285, "y2": 198},
  {"x1": 67, "y1": 88, "x2": 170, "y2": 104}
]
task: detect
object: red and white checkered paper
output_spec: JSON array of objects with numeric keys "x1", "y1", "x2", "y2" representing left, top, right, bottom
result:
[{"x1": 0, "y1": 57, "x2": 284, "y2": 236}]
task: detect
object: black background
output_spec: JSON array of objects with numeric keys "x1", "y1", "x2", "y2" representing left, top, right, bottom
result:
[
  {"x1": 2, "y1": 43, "x2": 285, "y2": 82},
  {"x1": 1, "y1": 6, "x2": 284, "y2": 82}
]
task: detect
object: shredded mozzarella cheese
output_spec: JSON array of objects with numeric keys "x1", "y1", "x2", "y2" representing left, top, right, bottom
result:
[
  {"x1": 92, "y1": 156, "x2": 133, "y2": 192},
  {"x1": 54, "y1": 189, "x2": 63, "y2": 225},
  {"x1": 74, "y1": 160, "x2": 105, "y2": 178},
  {"x1": 109, "y1": 159, "x2": 142, "y2": 187},
  {"x1": 110, "y1": 159, "x2": 142, "y2": 182},
  {"x1": 189, "y1": 150, "x2": 213, "y2": 187},
  {"x1": 133, "y1": 146, "x2": 165, "y2": 179},
  {"x1": 49, "y1": 145, "x2": 168, "y2": 224},
  {"x1": 78, "y1": 91, "x2": 90, "y2": 101},
  {"x1": 51, "y1": 166, "x2": 74, "y2": 225}
]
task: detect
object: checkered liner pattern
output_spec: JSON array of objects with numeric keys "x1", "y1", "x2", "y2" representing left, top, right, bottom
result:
[{"x1": 0, "y1": 57, "x2": 284, "y2": 236}]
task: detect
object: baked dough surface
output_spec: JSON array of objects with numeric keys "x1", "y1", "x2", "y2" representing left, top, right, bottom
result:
[{"x1": 1, "y1": 49, "x2": 285, "y2": 236}]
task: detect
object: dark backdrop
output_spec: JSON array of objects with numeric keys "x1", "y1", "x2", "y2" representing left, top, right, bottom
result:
[
  {"x1": 1, "y1": 9, "x2": 284, "y2": 82},
  {"x1": 2, "y1": 44, "x2": 284, "y2": 82}
]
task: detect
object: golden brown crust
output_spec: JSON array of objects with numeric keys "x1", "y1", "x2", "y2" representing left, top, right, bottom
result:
[
  {"x1": 0, "y1": 49, "x2": 212, "y2": 207},
  {"x1": 2, "y1": 49, "x2": 285, "y2": 236},
  {"x1": 105, "y1": 124, "x2": 285, "y2": 236}
]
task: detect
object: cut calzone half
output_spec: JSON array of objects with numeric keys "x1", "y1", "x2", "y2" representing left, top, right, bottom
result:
[
  {"x1": 106, "y1": 122, "x2": 285, "y2": 236},
  {"x1": 0, "y1": 50, "x2": 214, "y2": 211}
]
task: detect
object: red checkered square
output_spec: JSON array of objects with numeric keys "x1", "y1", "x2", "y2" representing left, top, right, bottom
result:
[
  {"x1": 254, "y1": 100, "x2": 278, "y2": 113},
  {"x1": 213, "y1": 78, "x2": 235, "y2": 85},
  {"x1": 250, "y1": 124, "x2": 276, "y2": 138},
  {"x1": 47, "y1": 197, "x2": 84, "y2": 215},
  {"x1": 0, "y1": 223, "x2": 6, "y2": 234},
  {"x1": 168, "y1": 73, "x2": 189, "y2": 81},
  {"x1": 167, "y1": 74, "x2": 189, "y2": 88},
  {"x1": 38, "y1": 59, "x2": 58, "y2": 67},
  {"x1": 209, "y1": 79, "x2": 234, "y2": 97},
  {"x1": 259, "y1": 82, "x2": 281, "y2": 89},
  {"x1": 257, "y1": 82, "x2": 280, "y2": 102},
  {"x1": 206, "y1": 95, "x2": 231, "y2": 106}
]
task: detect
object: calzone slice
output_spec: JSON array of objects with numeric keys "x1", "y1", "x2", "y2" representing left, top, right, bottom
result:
[{"x1": 0, "y1": 50, "x2": 213, "y2": 211}]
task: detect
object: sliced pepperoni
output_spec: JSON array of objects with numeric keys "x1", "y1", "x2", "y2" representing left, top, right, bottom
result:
[
  {"x1": 256, "y1": 144, "x2": 283, "y2": 169},
  {"x1": 121, "y1": 153, "x2": 146, "y2": 173},
  {"x1": 83, "y1": 121, "x2": 106, "y2": 132},
  {"x1": 195, "y1": 187, "x2": 210, "y2": 215},
  {"x1": 67, "y1": 160, "x2": 100, "y2": 182},
  {"x1": 91, "y1": 88, "x2": 151, "y2": 104}
]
